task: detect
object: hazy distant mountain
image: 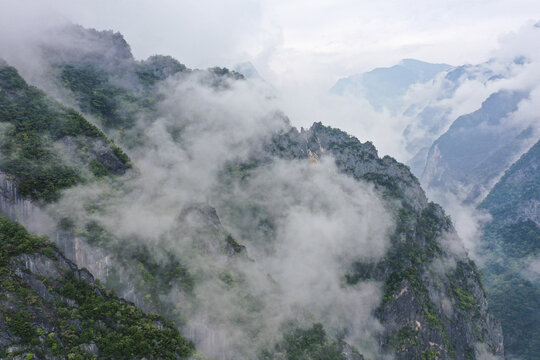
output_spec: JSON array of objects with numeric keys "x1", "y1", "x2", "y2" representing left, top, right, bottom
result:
[
  {"x1": 330, "y1": 59, "x2": 452, "y2": 110},
  {"x1": 422, "y1": 90, "x2": 535, "y2": 202}
]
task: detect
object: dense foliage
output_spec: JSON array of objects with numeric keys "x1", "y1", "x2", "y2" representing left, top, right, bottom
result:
[
  {"x1": 345, "y1": 202, "x2": 463, "y2": 358},
  {"x1": 0, "y1": 65, "x2": 130, "y2": 202},
  {"x1": 480, "y1": 141, "x2": 540, "y2": 219},
  {"x1": 56, "y1": 272, "x2": 194, "y2": 359},
  {"x1": 243, "y1": 121, "x2": 501, "y2": 359},
  {"x1": 58, "y1": 64, "x2": 155, "y2": 130},
  {"x1": 0, "y1": 215, "x2": 194, "y2": 359},
  {"x1": 261, "y1": 323, "x2": 352, "y2": 360},
  {"x1": 479, "y1": 140, "x2": 540, "y2": 359},
  {"x1": 0, "y1": 214, "x2": 51, "y2": 270}
]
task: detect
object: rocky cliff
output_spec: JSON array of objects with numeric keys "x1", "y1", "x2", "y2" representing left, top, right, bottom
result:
[
  {"x1": 262, "y1": 123, "x2": 504, "y2": 359},
  {"x1": 0, "y1": 215, "x2": 193, "y2": 359}
]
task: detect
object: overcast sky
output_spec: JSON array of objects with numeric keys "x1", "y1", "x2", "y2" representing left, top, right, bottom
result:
[{"x1": 2, "y1": 0, "x2": 539, "y2": 89}]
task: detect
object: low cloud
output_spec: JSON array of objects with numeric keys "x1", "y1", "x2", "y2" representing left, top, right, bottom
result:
[{"x1": 41, "y1": 70, "x2": 395, "y2": 359}]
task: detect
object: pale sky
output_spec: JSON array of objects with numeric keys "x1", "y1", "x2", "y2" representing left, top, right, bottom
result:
[{"x1": 2, "y1": 0, "x2": 539, "y2": 90}]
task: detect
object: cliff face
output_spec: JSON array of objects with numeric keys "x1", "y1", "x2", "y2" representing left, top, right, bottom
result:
[
  {"x1": 0, "y1": 215, "x2": 193, "y2": 359},
  {"x1": 0, "y1": 169, "x2": 113, "y2": 286},
  {"x1": 479, "y1": 140, "x2": 540, "y2": 359},
  {"x1": 0, "y1": 171, "x2": 41, "y2": 230}
]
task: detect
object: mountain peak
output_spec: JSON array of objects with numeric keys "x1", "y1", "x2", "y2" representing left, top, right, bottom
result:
[{"x1": 331, "y1": 59, "x2": 452, "y2": 110}]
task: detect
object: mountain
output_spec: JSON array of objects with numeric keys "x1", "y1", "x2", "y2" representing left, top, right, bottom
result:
[
  {"x1": 0, "y1": 25, "x2": 504, "y2": 359},
  {"x1": 264, "y1": 123, "x2": 504, "y2": 359},
  {"x1": 404, "y1": 55, "x2": 536, "y2": 178},
  {"x1": 328, "y1": 25, "x2": 540, "y2": 359},
  {"x1": 0, "y1": 64, "x2": 130, "y2": 202},
  {"x1": 478, "y1": 140, "x2": 540, "y2": 359},
  {"x1": 0, "y1": 214, "x2": 193, "y2": 359},
  {"x1": 330, "y1": 59, "x2": 452, "y2": 111},
  {"x1": 422, "y1": 90, "x2": 536, "y2": 202}
]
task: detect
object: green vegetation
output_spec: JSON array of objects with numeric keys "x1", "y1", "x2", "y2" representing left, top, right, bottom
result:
[
  {"x1": 422, "y1": 348, "x2": 440, "y2": 360},
  {"x1": 0, "y1": 214, "x2": 50, "y2": 269},
  {"x1": 225, "y1": 234, "x2": 245, "y2": 254},
  {"x1": 135, "y1": 55, "x2": 187, "y2": 86},
  {"x1": 378, "y1": 203, "x2": 447, "y2": 304},
  {"x1": 484, "y1": 220, "x2": 540, "y2": 258},
  {"x1": 0, "y1": 215, "x2": 194, "y2": 359},
  {"x1": 481, "y1": 219, "x2": 540, "y2": 358},
  {"x1": 6, "y1": 310, "x2": 36, "y2": 344},
  {"x1": 56, "y1": 272, "x2": 193, "y2": 359},
  {"x1": 58, "y1": 64, "x2": 151, "y2": 130},
  {"x1": 478, "y1": 140, "x2": 540, "y2": 359},
  {"x1": 261, "y1": 323, "x2": 349, "y2": 360},
  {"x1": 479, "y1": 140, "x2": 540, "y2": 221},
  {"x1": 452, "y1": 282, "x2": 476, "y2": 311},
  {"x1": 88, "y1": 158, "x2": 109, "y2": 177},
  {"x1": 346, "y1": 201, "x2": 484, "y2": 358},
  {"x1": 0, "y1": 65, "x2": 130, "y2": 201},
  {"x1": 387, "y1": 326, "x2": 419, "y2": 351},
  {"x1": 76, "y1": 219, "x2": 195, "y2": 313},
  {"x1": 131, "y1": 248, "x2": 195, "y2": 297},
  {"x1": 360, "y1": 172, "x2": 403, "y2": 199}
]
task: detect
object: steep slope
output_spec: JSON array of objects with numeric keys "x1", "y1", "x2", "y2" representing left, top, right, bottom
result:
[
  {"x1": 422, "y1": 90, "x2": 536, "y2": 202},
  {"x1": 398, "y1": 56, "x2": 531, "y2": 179},
  {"x1": 479, "y1": 140, "x2": 540, "y2": 359},
  {"x1": 403, "y1": 62, "x2": 504, "y2": 177},
  {"x1": 0, "y1": 64, "x2": 130, "y2": 202},
  {"x1": 260, "y1": 123, "x2": 503, "y2": 359},
  {"x1": 25, "y1": 24, "x2": 243, "y2": 148},
  {"x1": 0, "y1": 215, "x2": 193, "y2": 359}
]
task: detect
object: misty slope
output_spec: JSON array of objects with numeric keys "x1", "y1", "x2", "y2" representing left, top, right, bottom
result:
[
  {"x1": 422, "y1": 90, "x2": 535, "y2": 202},
  {"x1": 331, "y1": 59, "x2": 451, "y2": 111},
  {"x1": 0, "y1": 215, "x2": 193, "y2": 359},
  {"x1": 0, "y1": 64, "x2": 130, "y2": 202},
  {"x1": 0, "y1": 24, "x2": 504, "y2": 360},
  {"x1": 261, "y1": 123, "x2": 503, "y2": 359},
  {"x1": 403, "y1": 61, "x2": 521, "y2": 177},
  {"x1": 478, "y1": 140, "x2": 540, "y2": 359}
]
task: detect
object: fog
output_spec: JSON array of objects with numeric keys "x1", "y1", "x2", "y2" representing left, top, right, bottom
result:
[
  {"x1": 416, "y1": 23, "x2": 540, "y2": 261},
  {"x1": 0, "y1": 2, "x2": 538, "y2": 358},
  {"x1": 28, "y1": 67, "x2": 393, "y2": 358}
]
